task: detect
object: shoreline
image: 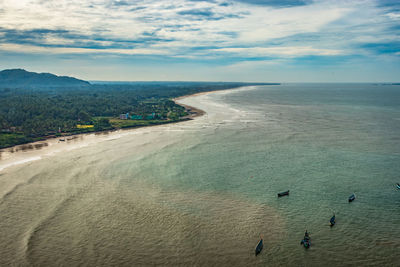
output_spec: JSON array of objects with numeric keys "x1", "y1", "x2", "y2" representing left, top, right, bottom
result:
[
  {"x1": 0, "y1": 87, "x2": 237, "y2": 171},
  {"x1": 0, "y1": 91, "x2": 215, "y2": 154},
  {"x1": 0, "y1": 85, "x2": 257, "y2": 152}
]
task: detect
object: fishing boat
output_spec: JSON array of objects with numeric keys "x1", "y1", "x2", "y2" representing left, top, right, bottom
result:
[
  {"x1": 330, "y1": 214, "x2": 336, "y2": 227},
  {"x1": 255, "y1": 238, "x2": 263, "y2": 256},
  {"x1": 277, "y1": 190, "x2": 289, "y2": 197},
  {"x1": 396, "y1": 183, "x2": 400, "y2": 190},
  {"x1": 300, "y1": 231, "x2": 311, "y2": 249},
  {"x1": 348, "y1": 193, "x2": 356, "y2": 202}
]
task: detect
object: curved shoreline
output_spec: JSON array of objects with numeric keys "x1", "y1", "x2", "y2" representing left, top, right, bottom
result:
[
  {"x1": 0, "y1": 88, "x2": 236, "y2": 172},
  {"x1": 0, "y1": 102, "x2": 203, "y2": 152}
]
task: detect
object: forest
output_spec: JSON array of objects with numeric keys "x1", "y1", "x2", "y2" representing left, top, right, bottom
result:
[{"x1": 0, "y1": 82, "x2": 272, "y2": 148}]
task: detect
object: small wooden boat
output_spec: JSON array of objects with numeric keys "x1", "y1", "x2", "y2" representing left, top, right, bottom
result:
[
  {"x1": 300, "y1": 231, "x2": 311, "y2": 249},
  {"x1": 396, "y1": 183, "x2": 400, "y2": 190},
  {"x1": 330, "y1": 214, "x2": 336, "y2": 227},
  {"x1": 277, "y1": 190, "x2": 289, "y2": 197},
  {"x1": 255, "y1": 238, "x2": 263, "y2": 256},
  {"x1": 348, "y1": 193, "x2": 356, "y2": 202}
]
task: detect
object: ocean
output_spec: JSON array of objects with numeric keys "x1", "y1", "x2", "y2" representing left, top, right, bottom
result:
[{"x1": 0, "y1": 84, "x2": 399, "y2": 266}]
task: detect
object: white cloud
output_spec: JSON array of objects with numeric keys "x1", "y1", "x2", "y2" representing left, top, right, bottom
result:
[
  {"x1": 0, "y1": 43, "x2": 167, "y2": 55},
  {"x1": 386, "y1": 12, "x2": 400, "y2": 20},
  {"x1": 0, "y1": 0, "x2": 398, "y2": 62}
]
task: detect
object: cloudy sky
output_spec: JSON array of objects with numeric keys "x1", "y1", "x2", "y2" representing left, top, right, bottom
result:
[{"x1": 0, "y1": 0, "x2": 399, "y2": 82}]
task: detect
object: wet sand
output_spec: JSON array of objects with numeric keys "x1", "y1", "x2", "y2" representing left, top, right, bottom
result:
[
  {"x1": 0, "y1": 85, "x2": 283, "y2": 267},
  {"x1": 0, "y1": 89, "x2": 232, "y2": 173}
]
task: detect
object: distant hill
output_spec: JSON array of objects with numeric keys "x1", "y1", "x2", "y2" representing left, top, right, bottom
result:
[{"x1": 0, "y1": 69, "x2": 90, "y2": 88}]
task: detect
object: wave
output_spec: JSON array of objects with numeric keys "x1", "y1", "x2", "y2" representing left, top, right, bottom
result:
[
  {"x1": 0, "y1": 156, "x2": 42, "y2": 172},
  {"x1": 0, "y1": 173, "x2": 42, "y2": 206},
  {"x1": 23, "y1": 171, "x2": 97, "y2": 264}
]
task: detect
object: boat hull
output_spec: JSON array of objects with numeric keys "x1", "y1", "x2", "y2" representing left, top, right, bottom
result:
[
  {"x1": 255, "y1": 239, "x2": 263, "y2": 256},
  {"x1": 300, "y1": 239, "x2": 311, "y2": 249},
  {"x1": 330, "y1": 215, "x2": 335, "y2": 227},
  {"x1": 277, "y1": 190, "x2": 289, "y2": 197}
]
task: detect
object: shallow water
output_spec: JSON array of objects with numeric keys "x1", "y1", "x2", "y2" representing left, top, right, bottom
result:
[{"x1": 0, "y1": 84, "x2": 399, "y2": 266}]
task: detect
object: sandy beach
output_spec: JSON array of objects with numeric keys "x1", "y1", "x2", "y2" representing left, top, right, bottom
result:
[{"x1": 0, "y1": 87, "x2": 245, "y2": 173}]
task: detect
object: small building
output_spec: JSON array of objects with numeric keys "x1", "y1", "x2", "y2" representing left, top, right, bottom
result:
[
  {"x1": 131, "y1": 114, "x2": 143, "y2": 120},
  {"x1": 119, "y1": 113, "x2": 129, "y2": 120},
  {"x1": 145, "y1": 113, "x2": 156, "y2": 120}
]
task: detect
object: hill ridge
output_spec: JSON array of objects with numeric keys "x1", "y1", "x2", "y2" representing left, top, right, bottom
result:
[{"x1": 0, "y1": 69, "x2": 90, "y2": 88}]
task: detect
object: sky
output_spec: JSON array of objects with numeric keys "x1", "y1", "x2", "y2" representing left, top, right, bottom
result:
[{"x1": 0, "y1": 0, "x2": 399, "y2": 82}]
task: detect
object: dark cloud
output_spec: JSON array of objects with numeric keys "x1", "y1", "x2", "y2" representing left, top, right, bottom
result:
[
  {"x1": 108, "y1": 0, "x2": 148, "y2": 11},
  {"x1": 389, "y1": 24, "x2": 400, "y2": 31},
  {"x1": 219, "y1": 2, "x2": 231, "y2": 7},
  {"x1": 377, "y1": 0, "x2": 400, "y2": 11},
  {"x1": 177, "y1": 8, "x2": 242, "y2": 20},
  {"x1": 0, "y1": 28, "x2": 69, "y2": 45},
  {"x1": 129, "y1": 6, "x2": 146, "y2": 12},
  {"x1": 361, "y1": 42, "x2": 400, "y2": 55},
  {"x1": 178, "y1": 8, "x2": 215, "y2": 17},
  {"x1": 0, "y1": 28, "x2": 175, "y2": 50}
]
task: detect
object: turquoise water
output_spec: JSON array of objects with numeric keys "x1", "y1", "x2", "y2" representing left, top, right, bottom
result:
[
  {"x1": 139, "y1": 84, "x2": 400, "y2": 265},
  {"x1": 0, "y1": 84, "x2": 399, "y2": 266}
]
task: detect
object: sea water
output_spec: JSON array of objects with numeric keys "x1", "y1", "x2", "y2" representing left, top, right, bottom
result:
[{"x1": 0, "y1": 84, "x2": 399, "y2": 266}]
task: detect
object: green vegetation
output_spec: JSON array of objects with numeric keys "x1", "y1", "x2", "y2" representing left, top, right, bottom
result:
[
  {"x1": 109, "y1": 118, "x2": 181, "y2": 129},
  {"x1": 0, "y1": 133, "x2": 36, "y2": 148},
  {"x1": 94, "y1": 117, "x2": 113, "y2": 131},
  {"x1": 0, "y1": 82, "x2": 273, "y2": 148}
]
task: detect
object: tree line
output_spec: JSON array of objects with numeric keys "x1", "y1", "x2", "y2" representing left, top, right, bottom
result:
[{"x1": 0, "y1": 82, "x2": 265, "y2": 148}]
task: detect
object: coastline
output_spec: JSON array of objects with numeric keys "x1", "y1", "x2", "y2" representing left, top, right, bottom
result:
[
  {"x1": 0, "y1": 91, "x2": 212, "y2": 153},
  {"x1": 0, "y1": 87, "x2": 237, "y2": 172}
]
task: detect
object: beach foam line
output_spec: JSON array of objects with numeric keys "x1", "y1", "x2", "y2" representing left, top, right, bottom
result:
[
  {"x1": 0, "y1": 86, "x2": 260, "y2": 173},
  {"x1": 0, "y1": 156, "x2": 42, "y2": 172}
]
